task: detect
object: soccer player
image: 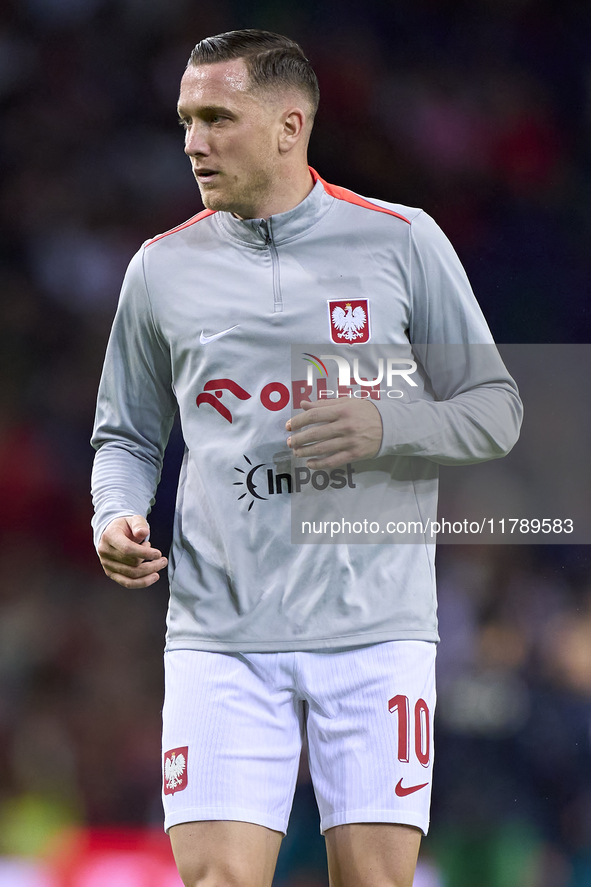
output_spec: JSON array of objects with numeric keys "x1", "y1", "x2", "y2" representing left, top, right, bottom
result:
[{"x1": 91, "y1": 29, "x2": 522, "y2": 887}]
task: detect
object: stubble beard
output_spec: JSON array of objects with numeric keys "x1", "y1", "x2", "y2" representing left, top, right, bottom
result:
[{"x1": 195, "y1": 166, "x2": 276, "y2": 219}]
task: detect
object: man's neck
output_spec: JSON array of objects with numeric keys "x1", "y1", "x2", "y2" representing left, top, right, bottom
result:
[{"x1": 234, "y1": 165, "x2": 314, "y2": 220}]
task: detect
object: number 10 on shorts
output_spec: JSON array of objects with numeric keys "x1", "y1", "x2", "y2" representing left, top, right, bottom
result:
[{"x1": 388, "y1": 695, "x2": 431, "y2": 767}]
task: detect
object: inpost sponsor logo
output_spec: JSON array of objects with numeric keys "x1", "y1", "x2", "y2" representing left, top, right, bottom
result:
[{"x1": 233, "y1": 454, "x2": 356, "y2": 511}]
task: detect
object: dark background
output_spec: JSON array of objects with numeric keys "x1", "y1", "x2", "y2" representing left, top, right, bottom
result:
[{"x1": 1, "y1": 1, "x2": 590, "y2": 885}]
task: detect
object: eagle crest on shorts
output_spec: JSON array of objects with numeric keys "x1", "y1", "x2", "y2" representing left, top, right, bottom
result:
[
  {"x1": 328, "y1": 299, "x2": 370, "y2": 344},
  {"x1": 163, "y1": 746, "x2": 188, "y2": 794},
  {"x1": 165, "y1": 752, "x2": 185, "y2": 788}
]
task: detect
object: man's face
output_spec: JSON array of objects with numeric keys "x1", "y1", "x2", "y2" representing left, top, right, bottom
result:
[{"x1": 177, "y1": 59, "x2": 284, "y2": 219}]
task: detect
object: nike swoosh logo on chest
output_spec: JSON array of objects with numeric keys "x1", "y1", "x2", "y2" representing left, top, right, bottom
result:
[{"x1": 199, "y1": 325, "x2": 240, "y2": 345}]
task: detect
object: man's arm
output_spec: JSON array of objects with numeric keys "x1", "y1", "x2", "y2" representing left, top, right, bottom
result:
[
  {"x1": 287, "y1": 210, "x2": 522, "y2": 468},
  {"x1": 91, "y1": 247, "x2": 177, "y2": 585},
  {"x1": 372, "y1": 210, "x2": 523, "y2": 463}
]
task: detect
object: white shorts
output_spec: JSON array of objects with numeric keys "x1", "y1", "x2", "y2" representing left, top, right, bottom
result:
[{"x1": 162, "y1": 640, "x2": 436, "y2": 837}]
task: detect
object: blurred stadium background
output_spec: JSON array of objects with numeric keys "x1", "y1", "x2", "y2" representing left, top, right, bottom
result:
[{"x1": 1, "y1": 0, "x2": 590, "y2": 884}]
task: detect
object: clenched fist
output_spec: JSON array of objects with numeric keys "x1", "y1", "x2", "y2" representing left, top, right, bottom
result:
[{"x1": 98, "y1": 515, "x2": 168, "y2": 588}]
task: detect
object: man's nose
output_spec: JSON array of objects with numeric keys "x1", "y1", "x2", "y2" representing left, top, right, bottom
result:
[{"x1": 184, "y1": 123, "x2": 210, "y2": 157}]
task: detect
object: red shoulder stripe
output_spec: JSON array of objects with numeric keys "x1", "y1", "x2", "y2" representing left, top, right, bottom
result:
[
  {"x1": 146, "y1": 208, "x2": 216, "y2": 246},
  {"x1": 309, "y1": 167, "x2": 411, "y2": 224}
]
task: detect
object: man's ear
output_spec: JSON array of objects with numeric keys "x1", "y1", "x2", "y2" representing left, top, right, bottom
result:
[{"x1": 278, "y1": 107, "x2": 307, "y2": 153}]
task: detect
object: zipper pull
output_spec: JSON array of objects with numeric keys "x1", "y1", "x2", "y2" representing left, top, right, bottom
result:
[{"x1": 259, "y1": 219, "x2": 271, "y2": 244}]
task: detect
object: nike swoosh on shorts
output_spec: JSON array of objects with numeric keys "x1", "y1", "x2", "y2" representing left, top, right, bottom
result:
[
  {"x1": 200, "y1": 325, "x2": 240, "y2": 345},
  {"x1": 395, "y1": 778, "x2": 429, "y2": 797}
]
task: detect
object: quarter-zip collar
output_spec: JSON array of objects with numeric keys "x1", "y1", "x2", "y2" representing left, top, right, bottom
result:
[{"x1": 215, "y1": 173, "x2": 334, "y2": 248}]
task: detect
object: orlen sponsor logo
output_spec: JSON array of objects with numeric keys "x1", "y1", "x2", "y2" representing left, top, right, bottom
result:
[
  {"x1": 196, "y1": 354, "x2": 417, "y2": 424},
  {"x1": 234, "y1": 454, "x2": 356, "y2": 511},
  {"x1": 197, "y1": 378, "x2": 288, "y2": 424}
]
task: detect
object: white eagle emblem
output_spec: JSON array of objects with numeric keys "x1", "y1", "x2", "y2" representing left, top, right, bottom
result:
[
  {"x1": 331, "y1": 303, "x2": 367, "y2": 342},
  {"x1": 165, "y1": 751, "x2": 186, "y2": 791}
]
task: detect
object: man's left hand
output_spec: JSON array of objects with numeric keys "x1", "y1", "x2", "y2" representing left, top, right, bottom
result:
[{"x1": 286, "y1": 398, "x2": 383, "y2": 470}]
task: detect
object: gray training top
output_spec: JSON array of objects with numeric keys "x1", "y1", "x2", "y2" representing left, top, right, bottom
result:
[{"x1": 91, "y1": 170, "x2": 523, "y2": 652}]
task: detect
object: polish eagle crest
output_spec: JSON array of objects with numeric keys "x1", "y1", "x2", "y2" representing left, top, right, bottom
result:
[
  {"x1": 164, "y1": 749, "x2": 187, "y2": 793},
  {"x1": 331, "y1": 302, "x2": 368, "y2": 342}
]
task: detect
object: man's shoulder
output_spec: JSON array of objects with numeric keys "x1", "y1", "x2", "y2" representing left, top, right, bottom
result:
[
  {"x1": 314, "y1": 172, "x2": 424, "y2": 227},
  {"x1": 143, "y1": 208, "x2": 217, "y2": 250},
  {"x1": 331, "y1": 190, "x2": 423, "y2": 227},
  {"x1": 355, "y1": 194, "x2": 424, "y2": 226},
  {"x1": 326, "y1": 185, "x2": 451, "y2": 254}
]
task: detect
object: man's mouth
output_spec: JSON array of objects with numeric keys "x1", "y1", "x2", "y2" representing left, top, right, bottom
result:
[{"x1": 194, "y1": 169, "x2": 219, "y2": 183}]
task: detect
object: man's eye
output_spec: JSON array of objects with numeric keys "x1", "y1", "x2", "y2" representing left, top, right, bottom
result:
[{"x1": 178, "y1": 118, "x2": 190, "y2": 129}]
